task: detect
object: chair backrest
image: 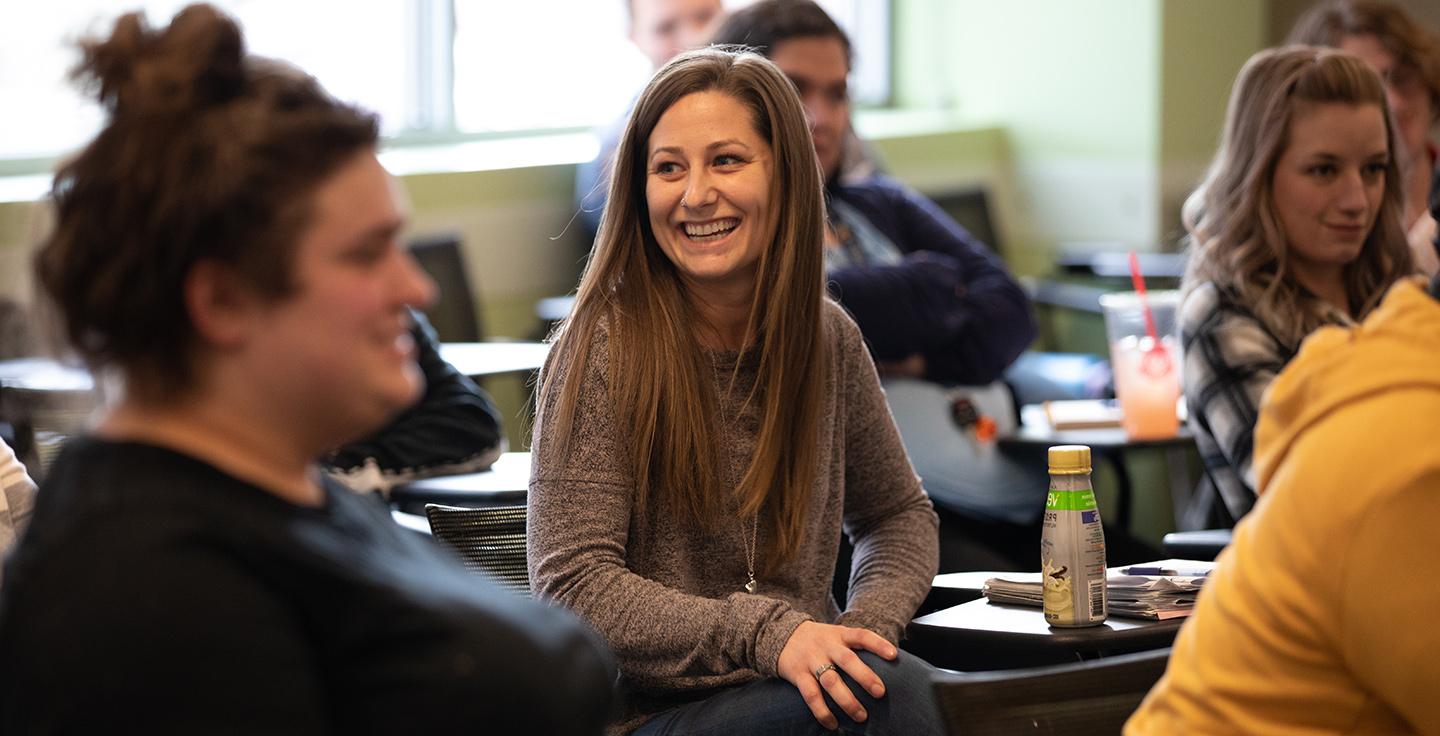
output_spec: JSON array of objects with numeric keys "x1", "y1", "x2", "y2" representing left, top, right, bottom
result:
[
  {"x1": 929, "y1": 186, "x2": 1001, "y2": 255},
  {"x1": 424, "y1": 503, "x2": 529, "y2": 595},
  {"x1": 934, "y1": 647, "x2": 1171, "y2": 736},
  {"x1": 409, "y1": 232, "x2": 483, "y2": 342}
]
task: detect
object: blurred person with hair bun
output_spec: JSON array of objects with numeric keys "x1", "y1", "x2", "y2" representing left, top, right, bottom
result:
[{"x1": 0, "y1": 6, "x2": 613, "y2": 733}]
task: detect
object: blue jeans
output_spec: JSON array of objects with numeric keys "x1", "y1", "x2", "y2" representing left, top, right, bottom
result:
[{"x1": 631, "y1": 650, "x2": 944, "y2": 735}]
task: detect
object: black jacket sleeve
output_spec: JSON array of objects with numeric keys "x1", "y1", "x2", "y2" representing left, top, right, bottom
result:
[
  {"x1": 324, "y1": 310, "x2": 505, "y2": 492},
  {"x1": 826, "y1": 179, "x2": 1037, "y2": 385}
]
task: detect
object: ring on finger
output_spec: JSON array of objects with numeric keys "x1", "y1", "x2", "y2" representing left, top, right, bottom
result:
[{"x1": 813, "y1": 663, "x2": 838, "y2": 681}]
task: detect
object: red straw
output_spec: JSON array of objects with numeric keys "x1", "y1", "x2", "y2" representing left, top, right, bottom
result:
[{"x1": 1128, "y1": 251, "x2": 1162, "y2": 346}]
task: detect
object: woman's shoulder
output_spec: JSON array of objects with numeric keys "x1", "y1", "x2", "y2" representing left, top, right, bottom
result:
[
  {"x1": 1182, "y1": 281, "x2": 1291, "y2": 360},
  {"x1": 1181, "y1": 280, "x2": 1226, "y2": 314},
  {"x1": 1182, "y1": 281, "x2": 1264, "y2": 330},
  {"x1": 822, "y1": 298, "x2": 864, "y2": 349},
  {"x1": 542, "y1": 312, "x2": 613, "y2": 386}
]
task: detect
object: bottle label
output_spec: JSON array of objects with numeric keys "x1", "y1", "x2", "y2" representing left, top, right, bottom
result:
[
  {"x1": 1042, "y1": 484, "x2": 1107, "y2": 627},
  {"x1": 1045, "y1": 489, "x2": 1097, "y2": 511}
]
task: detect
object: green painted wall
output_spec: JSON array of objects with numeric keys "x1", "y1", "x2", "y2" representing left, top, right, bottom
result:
[
  {"x1": 896, "y1": 0, "x2": 1267, "y2": 269},
  {"x1": 1158, "y1": 0, "x2": 1268, "y2": 243}
]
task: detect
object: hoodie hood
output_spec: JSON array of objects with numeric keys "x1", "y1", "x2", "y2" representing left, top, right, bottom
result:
[{"x1": 1254, "y1": 278, "x2": 1440, "y2": 492}]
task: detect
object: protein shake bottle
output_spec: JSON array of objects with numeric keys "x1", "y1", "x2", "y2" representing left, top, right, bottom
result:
[{"x1": 1041, "y1": 445, "x2": 1107, "y2": 627}]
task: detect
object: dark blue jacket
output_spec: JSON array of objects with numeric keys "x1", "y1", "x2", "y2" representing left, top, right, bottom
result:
[
  {"x1": 324, "y1": 310, "x2": 504, "y2": 490},
  {"x1": 826, "y1": 175, "x2": 1037, "y2": 385}
]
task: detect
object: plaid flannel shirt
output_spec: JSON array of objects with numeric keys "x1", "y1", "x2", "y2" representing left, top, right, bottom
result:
[{"x1": 1180, "y1": 281, "x2": 1353, "y2": 520}]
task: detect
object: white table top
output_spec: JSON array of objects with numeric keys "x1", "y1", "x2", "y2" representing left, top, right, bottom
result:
[
  {"x1": 0, "y1": 358, "x2": 95, "y2": 393},
  {"x1": 1007, "y1": 403, "x2": 1193, "y2": 449},
  {"x1": 438, "y1": 342, "x2": 551, "y2": 379},
  {"x1": 0, "y1": 343, "x2": 553, "y2": 390},
  {"x1": 396, "y1": 451, "x2": 532, "y2": 494}
]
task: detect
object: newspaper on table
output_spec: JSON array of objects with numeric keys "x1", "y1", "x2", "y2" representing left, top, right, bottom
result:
[{"x1": 982, "y1": 569, "x2": 1208, "y2": 621}]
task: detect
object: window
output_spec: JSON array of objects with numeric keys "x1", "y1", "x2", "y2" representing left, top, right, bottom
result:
[
  {"x1": 451, "y1": 1, "x2": 650, "y2": 135},
  {"x1": 1, "y1": 0, "x2": 890, "y2": 165}
]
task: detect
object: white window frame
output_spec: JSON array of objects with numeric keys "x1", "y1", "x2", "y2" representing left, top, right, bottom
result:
[{"x1": 1, "y1": 0, "x2": 892, "y2": 179}]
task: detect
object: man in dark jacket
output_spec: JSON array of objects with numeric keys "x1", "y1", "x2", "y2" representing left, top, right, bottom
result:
[{"x1": 325, "y1": 310, "x2": 504, "y2": 494}]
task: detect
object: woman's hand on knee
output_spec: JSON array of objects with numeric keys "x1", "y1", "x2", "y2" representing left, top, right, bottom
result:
[{"x1": 776, "y1": 621, "x2": 898, "y2": 730}]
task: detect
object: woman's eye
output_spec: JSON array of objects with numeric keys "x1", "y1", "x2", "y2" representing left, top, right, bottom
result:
[
  {"x1": 714, "y1": 154, "x2": 743, "y2": 167},
  {"x1": 653, "y1": 161, "x2": 680, "y2": 175},
  {"x1": 1307, "y1": 164, "x2": 1336, "y2": 178}
]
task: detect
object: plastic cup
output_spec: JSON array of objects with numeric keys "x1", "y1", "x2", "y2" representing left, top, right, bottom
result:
[{"x1": 1098, "y1": 290, "x2": 1181, "y2": 440}]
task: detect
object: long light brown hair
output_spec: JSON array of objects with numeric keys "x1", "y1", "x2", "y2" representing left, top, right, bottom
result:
[
  {"x1": 540, "y1": 49, "x2": 827, "y2": 567},
  {"x1": 1183, "y1": 45, "x2": 1413, "y2": 347}
]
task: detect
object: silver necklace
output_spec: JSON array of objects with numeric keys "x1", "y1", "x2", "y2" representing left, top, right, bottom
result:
[
  {"x1": 741, "y1": 511, "x2": 759, "y2": 593},
  {"x1": 718, "y1": 373, "x2": 759, "y2": 594}
]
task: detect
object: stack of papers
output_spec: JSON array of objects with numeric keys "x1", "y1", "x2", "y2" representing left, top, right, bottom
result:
[{"x1": 983, "y1": 569, "x2": 1208, "y2": 620}]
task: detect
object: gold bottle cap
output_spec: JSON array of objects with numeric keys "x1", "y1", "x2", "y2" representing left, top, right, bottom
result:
[{"x1": 1048, "y1": 445, "x2": 1092, "y2": 474}]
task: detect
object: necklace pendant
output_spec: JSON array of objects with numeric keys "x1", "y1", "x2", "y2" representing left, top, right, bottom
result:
[{"x1": 744, "y1": 577, "x2": 757, "y2": 594}]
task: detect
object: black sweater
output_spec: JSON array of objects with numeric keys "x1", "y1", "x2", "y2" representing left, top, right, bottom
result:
[{"x1": 0, "y1": 438, "x2": 613, "y2": 735}]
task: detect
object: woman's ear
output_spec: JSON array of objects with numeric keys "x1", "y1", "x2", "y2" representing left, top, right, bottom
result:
[{"x1": 184, "y1": 259, "x2": 260, "y2": 350}]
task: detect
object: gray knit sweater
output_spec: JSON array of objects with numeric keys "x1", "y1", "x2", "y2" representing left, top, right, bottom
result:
[{"x1": 528, "y1": 299, "x2": 939, "y2": 732}]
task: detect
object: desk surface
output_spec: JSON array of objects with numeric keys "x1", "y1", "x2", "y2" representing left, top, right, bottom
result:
[
  {"x1": 0, "y1": 345, "x2": 551, "y2": 389},
  {"x1": 907, "y1": 598, "x2": 1184, "y2": 671},
  {"x1": 0, "y1": 358, "x2": 100, "y2": 429},
  {"x1": 438, "y1": 342, "x2": 551, "y2": 379},
  {"x1": 910, "y1": 559, "x2": 1207, "y2": 670},
  {"x1": 389, "y1": 451, "x2": 531, "y2": 513},
  {"x1": 0, "y1": 358, "x2": 95, "y2": 393},
  {"x1": 1004, "y1": 404, "x2": 1193, "y2": 450}
]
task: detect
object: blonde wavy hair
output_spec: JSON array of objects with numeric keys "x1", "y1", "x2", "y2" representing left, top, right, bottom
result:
[
  {"x1": 540, "y1": 48, "x2": 827, "y2": 568},
  {"x1": 1183, "y1": 45, "x2": 1413, "y2": 347}
]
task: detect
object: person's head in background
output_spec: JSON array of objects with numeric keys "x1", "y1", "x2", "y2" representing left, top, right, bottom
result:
[
  {"x1": 1184, "y1": 45, "x2": 1412, "y2": 347},
  {"x1": 1288, "y1": 1, "x2": 1440, "y2": 217},
  {"x1": 627, "y1": 0, "x2": 724, "y2": 70},
  {"x1": 1433, "y1": 157, "x2": 1440, "y2": 252},
  {"x1": 36, "y1": 3, "x2": 434, "y2": 462},
  {"x1": 1290, "y1": 0, "x2": 1440, "y2": 241},
  {"x1": 711, "y1": 0, "x2": 852, "y2": 183},
  {"x1": 557, "y1": 47, "x2": 825, "y2": 556}
]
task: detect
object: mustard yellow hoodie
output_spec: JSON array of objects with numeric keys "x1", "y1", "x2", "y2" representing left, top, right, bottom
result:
[{"x1": 1127, "y1": 279, "x2": 1440, "y2": 735}]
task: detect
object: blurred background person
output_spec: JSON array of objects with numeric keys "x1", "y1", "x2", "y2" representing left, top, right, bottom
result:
[
  {"x1": 574, "y1": 0, "x2": 726, "y2": 245},
  {"x1": 1289, "y1": 0, "x2": 1440, "y2": 274},
  {"x1": 323, "y1": 308, "x2": 506, "y2": 494},
  {"x1": 0, "y1": 6, "x2": 613, "y2": 733},
  {"x1": 1180, "y1": 45, "x2": 1412, "y2": 525}
]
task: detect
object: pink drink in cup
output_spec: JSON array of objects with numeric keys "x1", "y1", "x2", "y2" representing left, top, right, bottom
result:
[{"x1": 1098, "y1": 291, "x2": 1182, "y2": 440}]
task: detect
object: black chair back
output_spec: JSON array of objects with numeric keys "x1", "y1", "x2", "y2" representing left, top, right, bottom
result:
[
  {"x1": 933, "y1": 647, "x2": 1170, "y2": 735},
  {"x1": 424, "y1": 503, "x2": 529, "y2": 595},
  {"x1": 929, "y1": 186, "x2": 1000, "y2": 255},
  {"x1": 409, "y1": 233, "x2": 483, "y2": 342}
]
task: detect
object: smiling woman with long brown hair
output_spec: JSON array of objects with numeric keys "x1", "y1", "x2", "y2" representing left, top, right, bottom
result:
[{"x1": 529, "y1": 48, "x2": 943, "y2": 734}]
